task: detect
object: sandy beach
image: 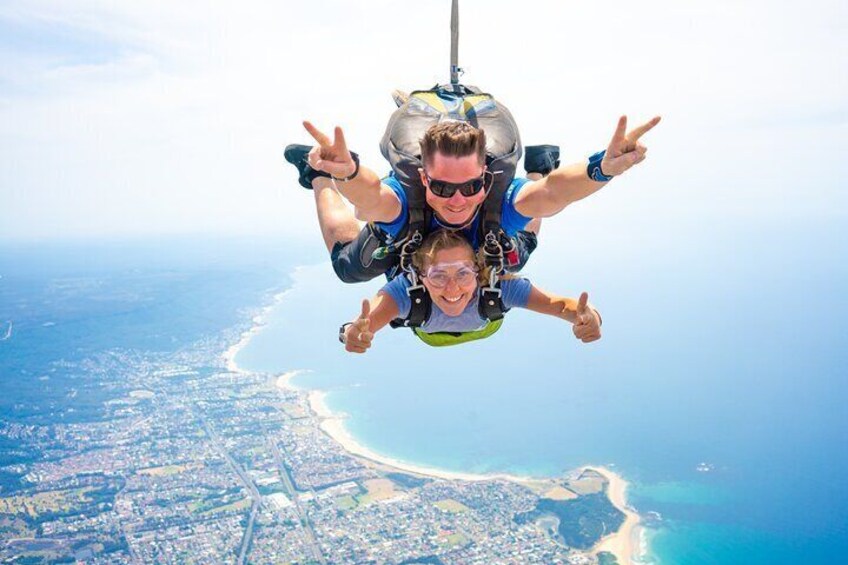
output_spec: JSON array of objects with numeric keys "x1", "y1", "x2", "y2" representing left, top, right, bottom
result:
[{"x1": 587, "y1": 466, "x2": 643, "y2": 565}]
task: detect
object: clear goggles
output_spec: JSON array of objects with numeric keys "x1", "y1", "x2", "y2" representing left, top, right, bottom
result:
[{"x1": 422, "y1": 261, "x2": 479, "y2": 288}]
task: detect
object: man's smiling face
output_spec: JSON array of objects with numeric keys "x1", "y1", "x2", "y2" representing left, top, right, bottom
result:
[{"x1": 420, "y1": 152, "x2": 488, "y2": 226}]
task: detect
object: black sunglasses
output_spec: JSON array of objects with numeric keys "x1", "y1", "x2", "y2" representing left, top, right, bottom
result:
[{"x1": 425, "y1": 170, "x2": 494, "y2": 198}]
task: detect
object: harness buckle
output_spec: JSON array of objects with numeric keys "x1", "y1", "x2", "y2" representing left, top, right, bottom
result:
[
  {"x1": 481, "y1": 286, "x2": 502, "y2": 299},
  {"x1": 406, "y1": 282, "x2": 426, "y2": 297},
  {"x1": 483, "y1": 232, "x2": 505, "y2": 275},
  {"x1": 400, "y1": 230, "x2": 424, "y2": 273}
]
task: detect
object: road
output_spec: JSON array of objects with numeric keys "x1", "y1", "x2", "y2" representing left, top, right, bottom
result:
[
  {"x1": 270, "y1": 438, "x2": 326, "y2": 564},
  {"x1": 201, "y1": 419, "x2": 260, "y2": 565}
]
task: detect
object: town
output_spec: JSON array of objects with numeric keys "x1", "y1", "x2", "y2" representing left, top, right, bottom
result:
[{"x1": 0, "y1": 327, "x2": 623, "y2": 564}]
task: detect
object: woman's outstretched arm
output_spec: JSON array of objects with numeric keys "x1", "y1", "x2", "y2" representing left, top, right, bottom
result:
[{"x1": 522, "y1": 286, "x2": 602, "y2": 343}]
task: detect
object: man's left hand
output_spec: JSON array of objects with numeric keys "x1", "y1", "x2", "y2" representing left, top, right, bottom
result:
[{"x1": 600, "y1": 115, "x2": 661, "y2": 177}]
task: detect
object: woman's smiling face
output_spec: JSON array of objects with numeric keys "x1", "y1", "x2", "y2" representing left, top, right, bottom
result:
[{"x1": 421, "y1": 245, "x2": 479, "y2": 316}]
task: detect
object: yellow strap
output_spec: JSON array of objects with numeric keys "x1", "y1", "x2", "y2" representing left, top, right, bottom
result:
[{"x1": 411, "y1": 92, "x2": 448, "y2": 114}]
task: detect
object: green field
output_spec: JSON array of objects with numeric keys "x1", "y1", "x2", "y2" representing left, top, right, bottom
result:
[
  {"x1": 434, "y1": 499, "x2": 469, "y2": 513},
  {"x1": 0, "y1": 487, "x2": 96, "y2": 518},
  {"x1": 194, "y1": 497, "x2": 251, "y2": 516},
  {"x1": 137, "y1": 464, "x2": 193, "y2": 477},
  {"x1": 333, "y1": 495, "x2": 357, "y2": 511}
]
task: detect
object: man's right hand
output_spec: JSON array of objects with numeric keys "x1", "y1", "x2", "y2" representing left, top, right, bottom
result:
[
  {"x1": 344, "y1": 299, "x2": 374, "y2": 354},
  {"x1": 303, "y1": 121, "x2": 357, "y2": 179}
]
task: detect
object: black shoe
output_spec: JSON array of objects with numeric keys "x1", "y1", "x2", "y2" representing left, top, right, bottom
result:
[
  {"x1": 524, "y1": 144, "x2": 561, "y2": 176},
  {"x1": 284, "y1": 144, "x2": 330, "y2": 189}
]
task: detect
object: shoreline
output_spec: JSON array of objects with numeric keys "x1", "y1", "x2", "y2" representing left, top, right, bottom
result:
[
  {"x1": 222, "y1": 288, "x2": 291, "y2": 374},
  {"x1": 223, "y1": 291, "x2": 646, "y2": 565},
  {"x1": 308, "y1": 390, "x2": 539, "y2": 484},
  {"x1": 307, "y1": 390, "x2": 643, "y2": 564},
  {"x1": 586, "y1": 465, "x2": 644, "y2": 565},
  {"x1": 275, "y1": 370, "x2": 308, "y2": 391}
]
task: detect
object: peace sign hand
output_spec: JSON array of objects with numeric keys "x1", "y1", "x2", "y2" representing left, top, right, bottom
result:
[
  {"x1": 600, "y1": 115, "x2": 661, "y2": 177},
  {"x1": 572, "y1": 292, "x2": 602, "y2": 343},
  {"x1": 303, "y1": 120, "x2": 357, "y2": 179},
  {"x1": 344, "y1": 300, "x2": 375, "y2": 354}
]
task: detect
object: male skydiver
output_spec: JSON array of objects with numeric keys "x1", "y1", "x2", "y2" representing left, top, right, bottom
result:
[{"x1": 285, "y1": 115, "x2": 659, "y2": 283}]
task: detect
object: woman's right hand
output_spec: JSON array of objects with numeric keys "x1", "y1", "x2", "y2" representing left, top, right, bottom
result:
[{"x1": 344, "y1": 300, "x2": 375, "y2": 353}]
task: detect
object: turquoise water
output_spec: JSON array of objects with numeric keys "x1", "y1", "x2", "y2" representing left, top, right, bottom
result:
[{"x1": 237, "y1": 217, "x2": 848, "y2": 564}]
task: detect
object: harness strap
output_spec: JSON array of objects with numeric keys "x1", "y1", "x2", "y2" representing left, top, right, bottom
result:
[
  {"x1": 388, "y1": 288, "x2": 430, "y2": 328},
  {"x1": 404, "y1": 282, "x2": 431, "y2": 327},
  {"x1": 479, "y1": 286, "x2": 505, "y2": 322}
]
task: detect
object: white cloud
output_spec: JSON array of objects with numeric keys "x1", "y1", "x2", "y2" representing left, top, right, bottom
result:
[{"x1": 1, "y1": 0, "x2": 845, "y2": 242}]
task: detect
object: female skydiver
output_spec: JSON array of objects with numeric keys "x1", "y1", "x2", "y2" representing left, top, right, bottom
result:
[{"x1": 340, "y1": 229, "x2": 602, "y2": 352}]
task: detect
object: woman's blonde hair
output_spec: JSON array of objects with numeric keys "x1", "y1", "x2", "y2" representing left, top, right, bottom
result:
[{"x1": 412, "y1": 229, "x2": 496, "y2": 284}]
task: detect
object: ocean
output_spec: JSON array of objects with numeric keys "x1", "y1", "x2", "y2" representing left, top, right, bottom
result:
[
  {"x1": 1, "y1": 215, "x2": 846, "y2": 563},
  {"x1": 235, "y1": 215, "x2": 848, "y2": 564}
]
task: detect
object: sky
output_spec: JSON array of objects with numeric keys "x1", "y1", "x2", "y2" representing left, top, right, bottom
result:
[{"x1": 0, "y1": 0, "x2": 846, "y2": 244}]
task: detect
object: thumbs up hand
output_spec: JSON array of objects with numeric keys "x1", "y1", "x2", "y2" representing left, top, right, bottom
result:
[
  {"x1": 344, "y1": 300, "x2": 375, "y2": 353},
  {"x1": 572, "y1": 292, "x2": 602, "y2": 343}
]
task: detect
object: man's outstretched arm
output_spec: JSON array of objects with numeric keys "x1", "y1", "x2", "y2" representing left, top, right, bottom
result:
[
  {"x1": 514, "y1": 115, "x2": 660, "y2": 218},
  {"x1": 303, "y1": 121, "x2": 401, "y2": 223}
]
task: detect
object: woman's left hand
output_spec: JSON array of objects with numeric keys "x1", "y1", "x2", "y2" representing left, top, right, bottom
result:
[{"x1": 573, "y1": 292, "x2": 602, "y2": 343}]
